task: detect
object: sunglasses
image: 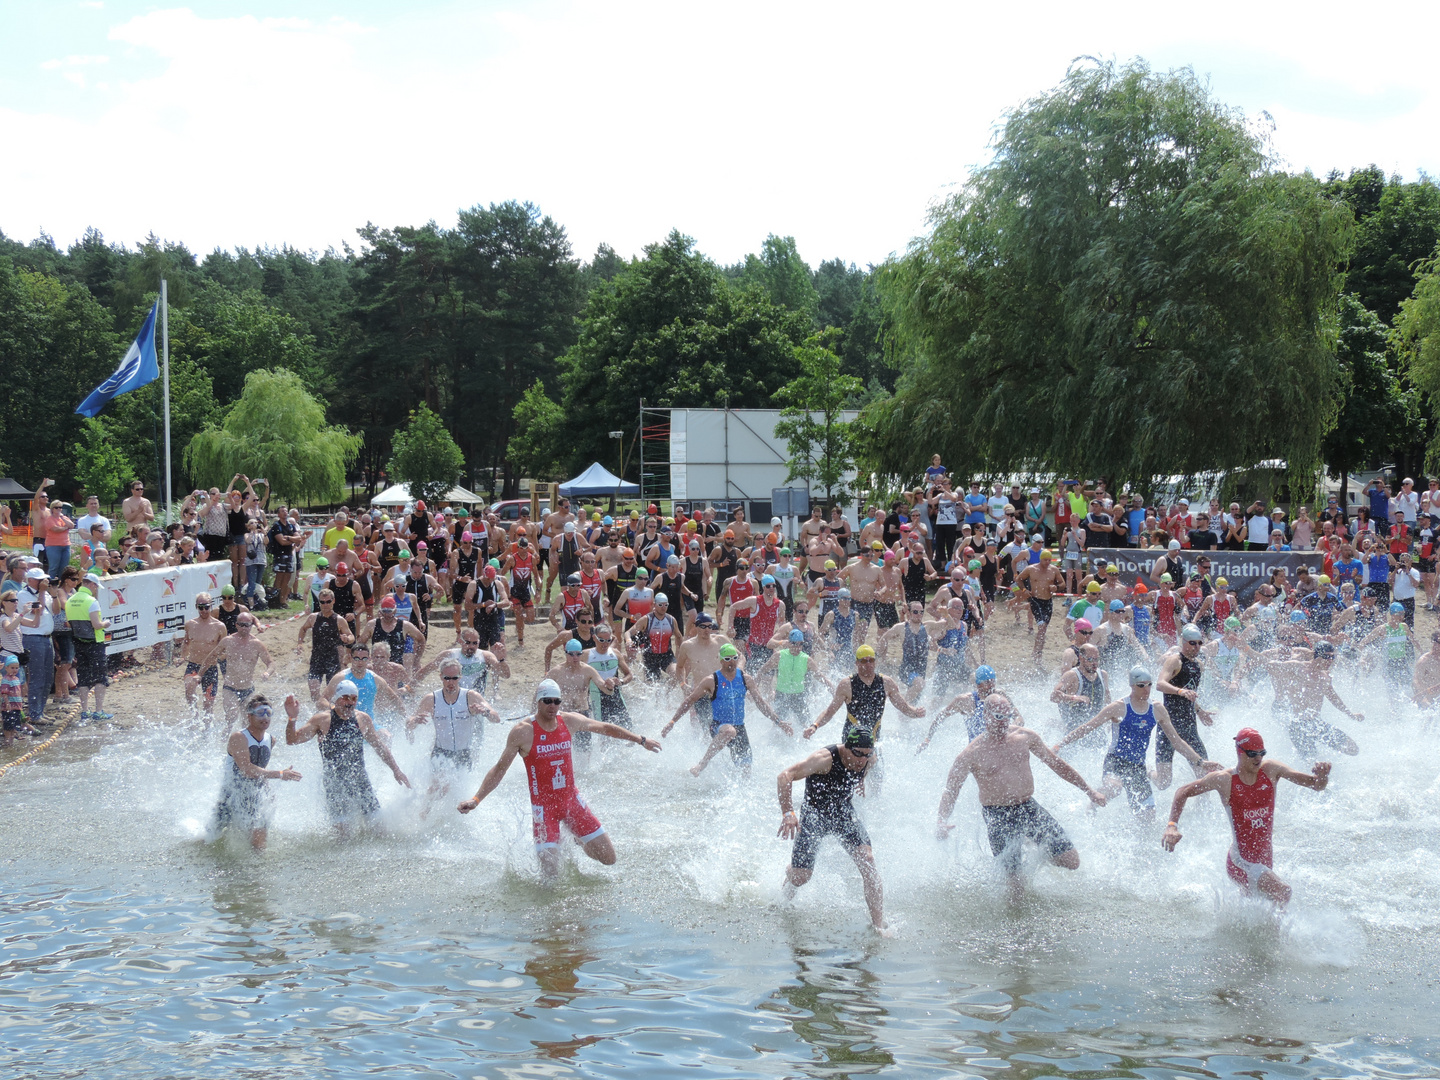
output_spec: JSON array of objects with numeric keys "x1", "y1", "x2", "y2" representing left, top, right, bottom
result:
[
  {"x1": 442, "y1": 675, "x2": 460, "y2": 681},
  {"x1": 195, "y1": 604, "x2": 211, "y2": 610},
  {"x1": 539, "y1": 697, "x2": 562, "y2": 706},
  {"x1": 1075, "y1": 629, "x2": 1092, "y2": 636}
]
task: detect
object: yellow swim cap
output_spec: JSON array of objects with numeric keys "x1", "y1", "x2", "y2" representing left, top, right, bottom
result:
[{"x1": 855, "y1": 645, "x2": 877, "y2": 660}]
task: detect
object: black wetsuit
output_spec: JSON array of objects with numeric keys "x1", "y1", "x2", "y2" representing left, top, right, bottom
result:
[
  {"x1": 1158, "y1": 653, "x2": 1206, "y2": 763},
  {"x1": 317, "y1": 708, "x2": 380, "y2": 823},
  {"x1": 844, "y1": 673, "x2": 888, "y2": 741},
  {"x1": 790, "y1": 745, "x2": 869, "y2": 870}
]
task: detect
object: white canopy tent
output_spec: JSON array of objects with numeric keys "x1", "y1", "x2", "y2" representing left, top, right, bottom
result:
[{"x1": 369, "y1": 482, "x2": 484, "y2": 507}]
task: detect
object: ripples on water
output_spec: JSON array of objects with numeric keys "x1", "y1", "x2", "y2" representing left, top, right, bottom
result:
[{"x1": 3, "y1": 664, "x2": 1439, "y2": 1078}]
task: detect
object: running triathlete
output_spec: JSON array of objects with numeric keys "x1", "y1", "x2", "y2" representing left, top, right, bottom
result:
[
  {"x1": 1162, "y1": 727, "x2": 1331, "y2": 906},
  {"x1": 803, "y1": 644, "x2": 927, "y2": 744},
  {"x1": 1053, "y1": 665, "x2": 1219, "y2": 820},
  {"x1": 936, "y1": 693, "x2": 1106, "y2": 900},
  {"x1": 1264, "y1": 643, "x2": 1363, "y2": 759},
  {"x1": 405, "y1": 657, "x2": 503, "y2": 811},
  {"x1": 285, "y1": 679, "x2": 410, "y2": 838},
  {"x1": 662, "y1": 642, "x2": 790, "y2": 776},
  {"x1": 457, "y1": 678, "x2": 660, "y2": 880},
  {"x1": 207, "y1": 694, "x2": 301, "y2": 851},
  {"x1": 1154, "y1": 623, "x2": 1216, "y2": 788},
  {"x1": 778, "y1": 727, "x2": 889, "y2": 933}
]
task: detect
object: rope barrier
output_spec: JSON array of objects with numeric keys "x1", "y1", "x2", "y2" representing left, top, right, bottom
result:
[{"x1": 0, "y1": 709, "x2": 77, "y2": 780}]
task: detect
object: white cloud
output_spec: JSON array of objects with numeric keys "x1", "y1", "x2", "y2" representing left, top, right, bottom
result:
[{"x1": 1, "y1": 1, "x2": 1437, "y2": 267}]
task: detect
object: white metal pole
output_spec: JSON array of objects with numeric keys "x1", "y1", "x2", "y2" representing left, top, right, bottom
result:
[{"x1": 161, "y1": 278, "x2": 172, "y2": 526}]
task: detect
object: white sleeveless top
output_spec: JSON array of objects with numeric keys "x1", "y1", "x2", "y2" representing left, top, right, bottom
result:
[{"x1": 432, "y1": 688, "x2": 476, "y2": 752}]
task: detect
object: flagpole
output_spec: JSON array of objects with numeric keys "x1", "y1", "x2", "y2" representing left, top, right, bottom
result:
[{"x1": 162, "y1": 278, "x2": 172, "y2": 526}]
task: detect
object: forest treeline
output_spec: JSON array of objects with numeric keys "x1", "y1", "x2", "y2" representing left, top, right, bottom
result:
[{"x1": 4, "y1": 61, "x2": 1440, "y2": 505}]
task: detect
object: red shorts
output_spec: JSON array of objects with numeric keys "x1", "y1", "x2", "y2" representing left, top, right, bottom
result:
[{"x1": 531, "y1": 793, "x2": 604, "y2": 849}]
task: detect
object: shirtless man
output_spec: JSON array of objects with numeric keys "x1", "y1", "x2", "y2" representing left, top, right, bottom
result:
[
  {"x1": 122, "y1": 480, "x2": 154, "y2": 536},
  {"x1": 1162, "y1": 727, "x2": 1332, "y2": 906},
  {"x1": 838, "y1": 542, "x2": 886, "y2": 643},
  {"x1": 540, "y1": 497, "x2": 578, "y2": 604},
  {"x1": 457, "y1": 678, "x2": 661, "y2": 880},
  {"x1": 546, "y1": 638, "x2": 612, "y2": 757},
  {"x1": 797, "y1": 505, "x2": 826, "y2": 557},
  {"x1": 1264, "y1": 643, "x2": 1363, "y2": 759},
  {"x1": 804, "y1": 526, "x2": 845, "y2": 586},
  {"x1": 1014, "y1": 550, "x2": 1065, "y2": 665},
  {"x1": 876, "y1": 601, "x2": 945, "y2": 702},
  {"x1": 193, "y1": 611, "x2": 275, "y2": 726},
  {"x1": 936, "y1": 693, "x2": 1107, "y2": 899},
  {"x1": 181, "y1": 592, "x2": 229, "y2": 716}
]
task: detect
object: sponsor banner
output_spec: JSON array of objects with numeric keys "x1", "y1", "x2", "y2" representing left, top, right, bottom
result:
[
  {"x1": 1086, "y1": 548, "x2": 1325, "y2": 607},
  {"x1": 96, "y1": 562, "x2": 233, "y2": 652}
]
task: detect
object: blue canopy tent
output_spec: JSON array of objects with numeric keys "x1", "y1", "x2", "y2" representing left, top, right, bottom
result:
[{"x1": 558, "y1": 462, "x2": 639, "y2": 498}]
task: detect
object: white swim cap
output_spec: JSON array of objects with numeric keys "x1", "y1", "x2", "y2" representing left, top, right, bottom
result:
[
  {"x1": 535, "y1": 678, "x2": 562, "y2": 702},
  {"x1": 334, "y1": 679, "x2": 360, "y2": 700}
]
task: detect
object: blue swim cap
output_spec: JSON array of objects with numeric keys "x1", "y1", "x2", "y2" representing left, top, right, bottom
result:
[
  {"x1": 975, "y1": 665, "x2": 997, "y2": 684},
  {"x1": 1390, "y1": 601, "x2": 1405, "y2": 613},
  {"x1": 789, "y1": 629, "x2": 805, "y2": 643},
  {"x1": 565, "y1": 639, "x2": 584, "y2": 653},
  {"x1": 1109, "y1": 599, "x2": 1124, "y2": 611},
  {"x1": 602, "y1": 516, "x2": 614, "y2": 526},
  {"x1": 1289, "y1": 610, "x2": 1306, "y2": 623},
  {"x1": 761, "y1": 574, "x2": 776, "y2": 586}
]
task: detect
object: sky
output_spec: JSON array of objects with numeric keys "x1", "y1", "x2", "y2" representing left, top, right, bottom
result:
[{"x1": 2, "y1": 1, "x2": 1437, "y2": 270}]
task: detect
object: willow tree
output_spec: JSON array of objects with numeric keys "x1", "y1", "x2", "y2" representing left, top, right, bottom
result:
[
  {"x1": 869, "y1": 59, "x2": 1354, "y2": 487},
  {"x1": 185, "y1": 368, "x2": 360, "y2": 505}
]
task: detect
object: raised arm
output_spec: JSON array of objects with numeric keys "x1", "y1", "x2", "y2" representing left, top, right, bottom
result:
[
  {"x1": 1160, "y1": 769, "x2": 1231, "y2": 850},
  {"x1": 803, "y1": 678, "x2": 850, "y2": 739},
  {"x1": 1029, "y1": 730, "x2": 1106, "y2": 804},
  {"x1": 935, "y1": 751, "x2": 974, "y2": 837},
  {"x1": 662, "y1": 674, "x2": 715, "y2": 736}
]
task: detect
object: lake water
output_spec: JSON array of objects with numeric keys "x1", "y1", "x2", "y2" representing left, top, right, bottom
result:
[{"x1": 4, "y1": 670, "x2": 1439, "y2": 1078}]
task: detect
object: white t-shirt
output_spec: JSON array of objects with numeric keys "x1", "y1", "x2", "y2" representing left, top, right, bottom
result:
[
  {"x1": 988, "y1": 495, "x2": 1009, "y2": 524},
  {"x1": 76, "y1": 514, "x2": 112, "y2": 538},
  {"x1": 1247, "y1": 514, "x2": 1270, "y2": 545},
  {"x1": 1392, "y1": 491, "x2": 1420, "y2": 524},
  {"x1": 1393, "y1": 566, "x2": 1420, "y2": 600}
]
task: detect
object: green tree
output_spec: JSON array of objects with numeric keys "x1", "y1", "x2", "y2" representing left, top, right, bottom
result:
[
  {"x1": 740, "y1": 235, "x2": 819, "y2": 321},
  {"x1": 1323, "y1": 166, "x2": 1440, "y2": 324},
  {"x1": 184, "y1": 368, "x2": 360, "y2": 505},
  {"x1": 387, "y1": 403, "x2": 465, "y2": 506},
  {"x1": 108, "y1": 354, "x2": 218, "y2": 498},
  {"x1": 0, "y1": 258, "x2": 121, "y2": 498},
  {"x1": 773, "y1": 333, "x2": 863, "y2": 510},
  {"x1": 1321, "y1": 294, "x2": 1421, "y2": 502},
  {"x1": 870, "y1": 59, "x2": 1354, "y2": 488},
  {"x1": 185, "y1": 283, "x2": 321, "y2": 402},
  {"x1": 70, "y1": 417, "x2": 133, "y2": 504},
  {"x1": 507, "y1": 380, "x2": 566, "y2": 480},
  {"x1": 1396, "y1": 251, "x2": 1440, "y2": 469},
  {"x1": 559, "y1": 231, "x2": 808, "y2": 472}
]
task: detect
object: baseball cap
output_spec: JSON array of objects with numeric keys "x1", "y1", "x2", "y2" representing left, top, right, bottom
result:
[
  {"x1": 718, "y1": 643, "x2": 740, "y2": 659},
  {"x1": 83, "y1": 573, "x2": 102, "y2": 588},
  {"x1": 535, "y1": 678, "x2": 562, "y2": 701},
  {"x1": 789, "y1": 629, "x2": 805, "y2": 643},
  {"x1": 855, "y1": 645, "x2": 877, "y2": 660},
  {"x1": 565, "y1": 639, "x2": 584, "y2": 654},
  {"x1": 1234, "y1": 728, "x2": 1265, "y2": 753},
  {"x1": 334, "y1": 679, "x2": 360, "y2": 700},
  {"x1": 1181, "y1": 624, "x2": 1204, "y2": 642},
  {"x1": 25, "y1": 567, "x2": 46, "y2": 580},
  {"x1": 975, "y1": 665, "x2": 996, "y2": 684}
]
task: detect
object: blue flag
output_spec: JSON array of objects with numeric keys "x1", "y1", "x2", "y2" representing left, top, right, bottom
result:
[{"x1": 75, "y1": 301, "x2": 160, "y2": 417}]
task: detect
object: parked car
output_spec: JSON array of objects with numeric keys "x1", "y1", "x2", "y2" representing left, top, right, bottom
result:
[{"x1": 490, "y1": 498, "x2": 550, "y2": 524}]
